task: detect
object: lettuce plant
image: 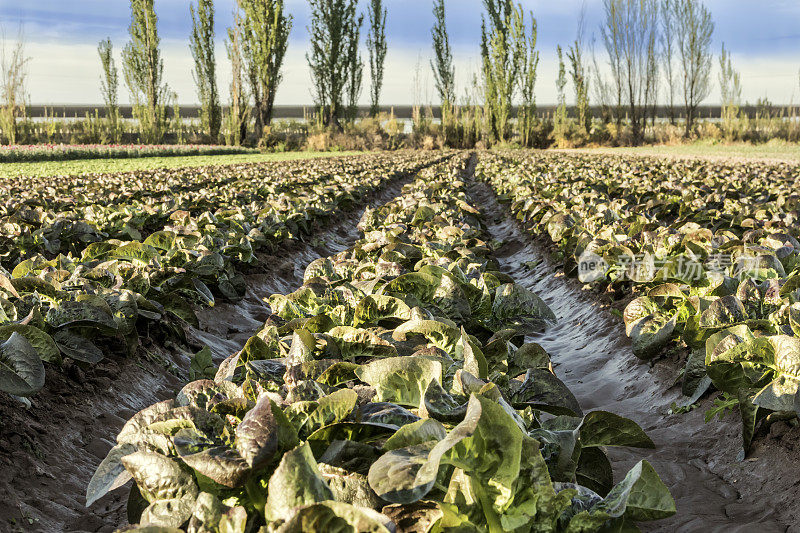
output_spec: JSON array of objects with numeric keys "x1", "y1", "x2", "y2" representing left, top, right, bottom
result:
[{"x1": 89, "y1": 155, "x2": 674, "y2": 532}]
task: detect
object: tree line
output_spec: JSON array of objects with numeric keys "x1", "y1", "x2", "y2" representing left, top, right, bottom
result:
[
  {"x1": 432, "y1": 0, "x2": 718, "y2": 147},
  {"x1": 98, "y1": 0, "x2": 385, "y2": 144},
  {"x1": 0, "y1": 0, "x2": 778, "y2": 147}
]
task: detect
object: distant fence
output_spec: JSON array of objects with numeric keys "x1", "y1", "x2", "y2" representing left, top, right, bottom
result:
[{"x1": 24, "y1": 104, "x2": 798, "y2": 121}]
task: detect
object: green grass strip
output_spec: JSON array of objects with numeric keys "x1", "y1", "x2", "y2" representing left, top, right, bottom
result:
[{"x1": 0, "y1": 151, "x2": 364, "y2": 178}]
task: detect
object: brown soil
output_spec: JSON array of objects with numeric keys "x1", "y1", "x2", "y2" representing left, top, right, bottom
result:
[
  {"x1": 469, "y1": 176, "x2": 800, "y2": 532},
  {"x1": 0, "y1": 175, "x2": 413, "y2": 533}
]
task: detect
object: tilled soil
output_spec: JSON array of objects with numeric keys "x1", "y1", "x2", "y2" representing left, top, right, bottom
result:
[
  {"x1": 0, "y1": 174, "x2": 414, "y2": 533},
  {"x1": 468, "y1": 173, "x2": 800, "y2": 533}
]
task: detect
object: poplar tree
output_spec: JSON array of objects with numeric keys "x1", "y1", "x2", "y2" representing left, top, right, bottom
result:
[
  {"x1": 307, "y1": 0, "x2": 363, "y2": 127},
  {"x1": 98, "y1": 38, "x2": 121, "y2": 142},
  {"x1": 674, "y1": 0, "x2": 714, "y2": 136},
  {"x1": 0, "y1": 30, "x2": 29, "y2": 145},
  {"x1": 600, "y1": 0, "x2": 658, "y2": 145},
  {"x1": 518, "y1": 12, "x2": 539, "y2": 147},
  {"x1": 567, "y1": 41, "x2": 590, "y2": 134},
  {"x1": 122, "y1": 0, "x2": 170, "y2": 143},
  {"x1": 237, "y1": 0, "x2": 292, "y2": 140},
  {"x1": 660, "y1": 0, "x2": 677, "y2": 124},
  {"x1": 346, "y1": 13, "x2": 364, "y2": 121},
  {"x1": 600, "y1": 0, "x2": 624, "y2": 136},
  {"x1": 190, "y1": 0, "x2": 221, "y2": 140},
  {"x1": 554, "y1": 45, "x2": 568, "y2": 140},
  {"x1": 366, "y1": 0, "x2": 387, "y2": 116},
  {"x1": 226, "y1": 8, "x2": 249, "y2": 145},
  {"x1": 480, "y1": 0, "x2": 525, "y2": 142},
  {"x1": 431, "y1": 0, "x2": 455, "y2": 119},
  {"x1": 645, "y1": 30, "x2": 659, "y2": 129},
  {"x1": 719, "y1": 43, "x2": 741, "y2": 139}
]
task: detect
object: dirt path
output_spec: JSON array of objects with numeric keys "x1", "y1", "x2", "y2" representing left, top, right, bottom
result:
[
  {"x1": 468, "y1": 174, "x2": 799, "y2": 532},
  {"x1": 0, "y1": 174, "x2": 415, "y2": 533}
]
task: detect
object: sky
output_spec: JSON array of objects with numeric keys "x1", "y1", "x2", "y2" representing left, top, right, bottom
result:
[{"x1": 1, "y1": 0, "x2": 798, "y2": 106}]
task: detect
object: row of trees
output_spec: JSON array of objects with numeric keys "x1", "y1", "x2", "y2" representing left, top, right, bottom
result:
[
  {"x1": 99, "y1": 0, "x2": 387, "y2": 144},
  {"x1": 430, "y1": 0, "x2": 541, "y2": 145},
  {"x1": 99, "y1": 0, "x2": 290, "y2": 143},
  {"x1": 0, "y1": 0, "x2": 790, "y2": 147},
  {"x1": 426, "y1": 0, "x2": 717, "y2": 146},
  {"x1": 85, "y1": 0, "x2": 745, "y2": 147},
  {"x1": 594, "y1": 0, "x2": 714, "y2": 143}
]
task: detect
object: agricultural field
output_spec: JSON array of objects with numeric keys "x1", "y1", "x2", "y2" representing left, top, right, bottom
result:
[
  {"x1": 0, "y1": 152, "x2": 435, "y2": 399},
  {"x1": 477, "y1": 151, "x2": 800, "y2": 528},
  {"x1": 2, "y1": 149, "x2": 800, "y2": 532},
  {"x1": 6, "y1": 0, "x2": 800, "y2": 528}
]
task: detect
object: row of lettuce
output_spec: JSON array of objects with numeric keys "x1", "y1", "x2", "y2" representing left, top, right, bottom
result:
[
  {"x1": 0, "y1": 144, "x2": 256, "y2": 163},
  {"x1": 87, "y1": 154, "x2": 676, "y2": 532},
  {"x1": 0, "y1": 153, "x2": 439, "y2": 399},
  {"x1": 477, "y1": 151, "x2": 800, "y2": 456}
]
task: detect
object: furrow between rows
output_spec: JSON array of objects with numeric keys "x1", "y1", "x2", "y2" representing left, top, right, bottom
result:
[
  {"x1": 466, "y1": 163, "x2": 791, "y2": 532},
  {"x1": 0, "y1": 159, "x2": 426, "y2": 533}
]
